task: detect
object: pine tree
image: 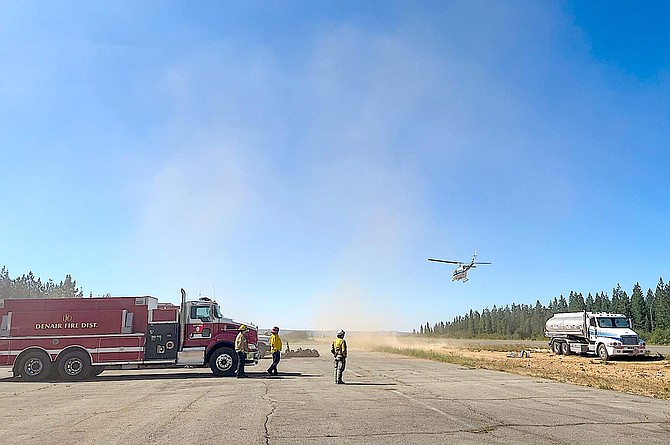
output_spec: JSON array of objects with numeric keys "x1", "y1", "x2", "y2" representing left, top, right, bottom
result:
[
  {"x1": 630, "y1": 283, "x2": 647, "y2": 331},
  {"x1": 645, "y1": 289, "x2": 654, "y2": 331},
  {"x1": 585, "y1": 293, "x2": 595, "y2": 311},
  {"x1": 594, "y1": 292, "x2": 605, "y2": 312},
  {"x1": 620, "y1": 290, "x2": 631, "y2": 319},
  {"x1": 568, "y1": 291, "x2": 585, "y2": 311},
  {"x1": 0, "y1": 266, "x2": 9, "y2": 299},
  {"x1": 653, "y1": 278, "x2": 670, "y2": 331}
]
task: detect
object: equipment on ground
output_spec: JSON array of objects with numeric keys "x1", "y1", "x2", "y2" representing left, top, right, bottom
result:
[
  {"x1": 545, "y1": 311, "x2": 646, "y2": 360},
  {"x1": 282, "y1": 342, "x2": 320, "y2": 358},
  {"x1": 428, "y1": 250, "x2": 491, "y2": 282},
  {"x1": 0, "y1": 289, "x2": 260, "y2": 381}
]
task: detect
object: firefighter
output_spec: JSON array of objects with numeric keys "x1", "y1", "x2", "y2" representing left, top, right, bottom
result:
[
  {"x1": 331, "y1": 329, "x2": 347, "y2": 384},
  {"x1": 266, "y1": 326, "x2": 282, "y2": 376},
  {"x1": 235, "y1": 324, "x2": 249, "y2": 378}
]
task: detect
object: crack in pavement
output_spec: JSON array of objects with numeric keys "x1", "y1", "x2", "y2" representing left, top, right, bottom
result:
[{"x1": 262, "y1": 381, "x2": 278, "y2": 445}]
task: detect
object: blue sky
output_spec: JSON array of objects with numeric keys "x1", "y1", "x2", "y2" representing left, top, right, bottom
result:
[{"x1": 1, "y1": 1, "x2": 669, "y2": 331}]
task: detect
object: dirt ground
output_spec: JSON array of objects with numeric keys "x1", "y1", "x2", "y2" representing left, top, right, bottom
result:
[{"x1": 338, "y1": 335, "x2": 670, "y2": 400}]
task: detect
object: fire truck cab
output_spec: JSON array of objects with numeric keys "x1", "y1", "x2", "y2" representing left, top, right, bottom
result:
[{"x1": 0, "y1": 289, "x2": 259, "y2": 381}]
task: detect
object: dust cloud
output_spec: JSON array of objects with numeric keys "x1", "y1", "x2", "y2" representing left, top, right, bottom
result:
[{"x1": 309, "y1": 281, "x2": 402, "y2": 332}]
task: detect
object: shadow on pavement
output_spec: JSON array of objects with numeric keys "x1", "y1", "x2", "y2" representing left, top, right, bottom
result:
[
  {"x1": 335, "y1": 382, "x2": 397, "y2": 386},
  {"x1": 1, "y1": 371, "x2": 322, "y2": 383}
]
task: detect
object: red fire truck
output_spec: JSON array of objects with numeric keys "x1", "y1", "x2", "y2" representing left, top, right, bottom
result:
[{"x1": 0, "y1": 289, "x2": 259, "y2": 381}]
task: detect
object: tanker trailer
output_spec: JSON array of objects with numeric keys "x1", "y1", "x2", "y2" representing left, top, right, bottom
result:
[{"x1": 544, "y1": 312, "x2": 646, "y2": 360}]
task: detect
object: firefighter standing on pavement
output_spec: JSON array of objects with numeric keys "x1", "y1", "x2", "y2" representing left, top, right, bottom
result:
[
  {"x1": 266, "y1": 326, "x2": 282, "y2": 376},
  {"x1": 235, "y1": 325, "x2": 249, "y2": 378},
  {"x1": 331, "y1": 329, "x2": 347, "y2": 384}
]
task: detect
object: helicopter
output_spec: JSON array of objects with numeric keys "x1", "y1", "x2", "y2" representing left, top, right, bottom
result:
[{"x1": 428, "y1": 250, "x2": 491, "y2": 282}]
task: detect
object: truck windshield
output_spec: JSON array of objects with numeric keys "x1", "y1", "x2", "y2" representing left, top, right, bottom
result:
[
  {"x1": 191, "y1": 305, "x2": 211, "y2": 321},
  {"x1": 597, "y1": 317, "x2": 629, "y2": 328}
]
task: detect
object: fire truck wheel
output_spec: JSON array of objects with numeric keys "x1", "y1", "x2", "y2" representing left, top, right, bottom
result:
[
  {"x1": 57, "y1": 350, "x2": 92, "y2": 380},
  {"x1": 17, "y1": 350, "x2": 52, "y2": 382},
  {"x1": 210, "y1": 347, "x2": 238, "y2": 377}
]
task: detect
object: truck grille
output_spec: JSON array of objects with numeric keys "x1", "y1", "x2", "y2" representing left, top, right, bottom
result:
[{"x1": 620, "y1": 335, "x2": 638, "y2": 345}]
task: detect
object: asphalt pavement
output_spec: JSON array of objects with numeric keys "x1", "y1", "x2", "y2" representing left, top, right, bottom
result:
[{"x1": 0, "y1": 347, "x2": 668, "y2": 444}]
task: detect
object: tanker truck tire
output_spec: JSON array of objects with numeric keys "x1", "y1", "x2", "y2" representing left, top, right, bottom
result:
[
  {"x1": 210, "y1": 347, "x2": 238, "y2": 377},
  {"x1": 16, "y1": 350, "x2": 52, "y2": 382},
  {"x1": 560, "y1": 342, "x2": 571, "y2": 355},
  {"x1": 551, "y1": 340, "x2": 563, "y2": 355},
  {"x1": 57, "y1": 349, "x2": 92, "y2": 381},
  {"x1": 597, "y1": 344, "x2": 609, "y2": 361}
]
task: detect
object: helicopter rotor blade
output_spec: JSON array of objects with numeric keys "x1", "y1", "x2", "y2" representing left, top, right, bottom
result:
[{"x1": 428, "y1": 258, "x2": 462, "y2": 265}]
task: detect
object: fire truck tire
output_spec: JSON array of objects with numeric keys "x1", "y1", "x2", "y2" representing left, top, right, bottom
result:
[
  {"x1": 57, "y1": 349, "x2": 92, "y2": 380},
  {"x1": 210, "y1": 347, "x2": 238, "y2": 377},
  {"x1": 16, "y1": 350, "x2": 52, "y2": 382}
]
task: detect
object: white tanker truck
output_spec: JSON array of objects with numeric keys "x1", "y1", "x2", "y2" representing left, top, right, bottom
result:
[{"x1": 545, "y1": 312, "x2": 646, "y2": 360}]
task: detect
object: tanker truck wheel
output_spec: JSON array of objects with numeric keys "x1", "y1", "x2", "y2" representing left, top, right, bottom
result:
[
  {"x1": 57, "y1": 349, "x2": 92, "y2": 381},
  {"x1": 597, "y1": 344, "x2": 609, "y2": 361},
  {"x1": 16, "y1": 350, "x2": 52, "y2": 382},
  {"x1": 210, "y1": 347, "x2": 238, "y2": 377},
  {"x1": 551, "y1": 341, "x2": 563, "y2": 355},
  {"x1": 560, "y1": 342, "x2": 571, "y2": 355}
]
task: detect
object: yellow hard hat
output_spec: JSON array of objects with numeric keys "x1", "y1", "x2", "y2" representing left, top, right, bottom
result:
[{"x1": 239, "y1": 324, "x2": 247, "y2": 331}]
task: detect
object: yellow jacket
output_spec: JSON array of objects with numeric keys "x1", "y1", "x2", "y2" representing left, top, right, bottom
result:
[
  {"x1": 332, "y1": 338, "x2": 347, "y2": 357},
  {"x1": 235, "y1": 331, "x2": 248, "y2": 352},
  {"x1": 269, "y1": 333, "x2": 282, "y2": 353}
]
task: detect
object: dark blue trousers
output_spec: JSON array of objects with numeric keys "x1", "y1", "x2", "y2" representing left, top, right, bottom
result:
[
  {"x1": 268, "y1": 351, "x2": 281, "y2": 375},
  {"x1": 236, "y1": 351, "x2": 246, "y2": 377}
]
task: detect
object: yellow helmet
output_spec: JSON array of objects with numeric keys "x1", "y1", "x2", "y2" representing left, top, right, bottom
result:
[{"x1": 239, "y1": 324, "x2": 247, "y2": 331}]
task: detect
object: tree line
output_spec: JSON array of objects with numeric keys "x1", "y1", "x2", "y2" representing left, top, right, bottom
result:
[
  {"x1": 417, "y1": 280, "x2": 670, "y2": 344},
  {"x1": 0, "y1": 266, "x2": 83, "y2": 300}
]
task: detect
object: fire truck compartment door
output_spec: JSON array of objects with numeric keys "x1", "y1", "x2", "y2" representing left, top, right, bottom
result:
[
  {"x1": 145, "y1": 323, "x2": 179, "y2": 361},
  {"x1": 98, "y1": 336, "x2": 143, "y2": 362},
  {"x1": 177, "y1": 347, "x2": 206, "y2": 366}
]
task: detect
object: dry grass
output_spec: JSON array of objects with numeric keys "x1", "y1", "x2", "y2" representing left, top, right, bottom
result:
[{"x1": 348, "y1": 334, "x2": 670, "y2": 400}]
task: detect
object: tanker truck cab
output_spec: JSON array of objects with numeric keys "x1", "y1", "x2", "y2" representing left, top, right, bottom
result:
[
  {"x1": 587, "y1": 314, "x2": 645, "y2": 360},
  {"x1": 545, "y1": 311, "x2": 646, "y2": 360}
]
